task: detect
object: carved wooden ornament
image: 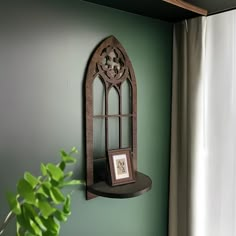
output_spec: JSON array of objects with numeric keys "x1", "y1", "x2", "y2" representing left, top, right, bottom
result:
[{"x1": 85, "y1": 36, "x2": 137, "y2": 200}]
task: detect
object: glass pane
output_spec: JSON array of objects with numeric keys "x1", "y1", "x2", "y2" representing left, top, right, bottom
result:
[
  {"x1": 122, "y1": 79, "x2": 132, "y2": 114},
  {"x1": 93, "y1": 118, "x2": 105, "y2": 159},
  {"x1": 93, "y1": 77, "x2": 105, "y2": 116},
  {"x1": 108, "y1": 117, "x2": 119, "y2": 150},
  {"x1": 122, "y1": 117, "x2": 131, "y2": 148},
  {"x1": 108, "y1": 87, "x2": 119, "y2": 115}
]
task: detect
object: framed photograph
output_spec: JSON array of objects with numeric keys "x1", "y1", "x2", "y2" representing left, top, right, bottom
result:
[{"x1": 107, "y1": 148, "x2": 135, "y2": 186}]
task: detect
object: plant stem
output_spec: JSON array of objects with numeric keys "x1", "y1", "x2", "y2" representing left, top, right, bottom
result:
[{"x1": 0, "y1": 211, "x2": 15, "y2": 235}]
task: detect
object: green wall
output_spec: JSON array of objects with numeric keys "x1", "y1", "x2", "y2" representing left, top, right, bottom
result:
[{"x1": 0, "y1": 1, "x2": 173, "y2": 235}]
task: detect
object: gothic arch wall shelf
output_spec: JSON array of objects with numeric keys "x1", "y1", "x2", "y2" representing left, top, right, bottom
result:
[{"x1": 85, "y1": 36, "x2": 152, "y2": 200}]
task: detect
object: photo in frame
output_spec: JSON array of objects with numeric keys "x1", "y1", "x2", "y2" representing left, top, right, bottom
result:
[{"x1": 107, "y1": 148, "x2": 135, "y2": 186}]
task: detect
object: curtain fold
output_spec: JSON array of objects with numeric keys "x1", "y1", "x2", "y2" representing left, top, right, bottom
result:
[
  {"x1": 169, "y1": 9, "x2": 236, "y2": 236},
  {"x1": 169, "y1": 17, "x2": 207, "y2": 236}
]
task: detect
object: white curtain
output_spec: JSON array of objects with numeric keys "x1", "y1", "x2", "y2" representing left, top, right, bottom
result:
[{"x1": 169, "y1": 10, "x2": 236, "y2": 236}]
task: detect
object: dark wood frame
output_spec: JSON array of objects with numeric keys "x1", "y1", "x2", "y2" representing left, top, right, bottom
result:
[
  {"x1": 163, "y1": 0, "x2": 207, "y2": 15},
  {"x1": 85, "y1": 36, "x2": 137, "y2": 199},
  {"x1": 107, "y1": 148, "x2": 135, "y2": 186}
]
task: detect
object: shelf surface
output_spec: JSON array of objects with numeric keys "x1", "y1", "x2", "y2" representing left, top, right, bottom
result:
[{"x1": 87, "y1": 171, "x2": 152, "y2": 199}]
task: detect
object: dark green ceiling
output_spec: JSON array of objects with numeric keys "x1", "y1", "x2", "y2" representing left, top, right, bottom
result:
[{"x1": 82, "y1": 0, "x2": 236, "y2": 22}]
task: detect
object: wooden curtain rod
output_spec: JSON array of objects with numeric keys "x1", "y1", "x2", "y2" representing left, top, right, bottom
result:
[{"x1": 163, "y1": 0, "x2": 208, "y2": 16}]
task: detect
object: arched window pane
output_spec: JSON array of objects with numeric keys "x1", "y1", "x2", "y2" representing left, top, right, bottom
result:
[
  {"x1": 122, "y1": 79, "x2": 132, "y2": 114},
  {"x1": 108, "y1": 87, "x2": 119, "y2": 115},
  {"x1": 122, "y1": 117, "x2": 131, "y2": 148},
  {"x1": 108, "y1": 118, "x2": 119, "y2": 149},
  {"x1": 93, "y1": 77, "x2": 105, "y2": 116},
  {"x1": 93, "y1": 118, "x2": 105, "y2": 158}
]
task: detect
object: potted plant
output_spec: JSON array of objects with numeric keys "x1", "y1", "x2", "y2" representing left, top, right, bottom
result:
[{"x1": 0, "y1": 147, "x2": 85, "y2": 236}]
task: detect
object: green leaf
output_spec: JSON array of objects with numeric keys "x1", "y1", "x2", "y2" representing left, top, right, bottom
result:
[
  {"x1": 63, "y1": 155, "x2": 77, "y2": 164},
  {"x1": 24, "y1": 172, "x2": 39, "y2": 188},
  {"x1": 37, "y1": 200, "x2": 56, "y2": 219},
  {"x1": 23, "y1": 203, "x2": 47, "y2": 232},
  {"x1": 17, "y1": 214, "x2": 28, "y2": 230},
  {"x1": 60, "y1": 150, "x2": 77, "y2": 164},
  {"x1": 60, "y1": 150, "x2": 67, "y2": 157},
  {"x1": 23, "y1": 203, "x2": 36, "y2": 218},
  {"x1": 64, "y1": 171, "x2": 73, "y2": 178},
  {"x1": 36, "y1": 187, "x2": 49, "y2": 198},
  {"x1": 58, "y1": 161, "x2": 66, "y2": 171},
  {"x1": 63, "y1": 208, "x2": 71, "y2": 216},
  {"x1": 71, "y1": 147, "x2": 78, "y2": 153},
  {"x1": 23, "y1": 203, "x2": 44, "y2": 232},
  {"x1": 38, "y1": 176, "x2": 43, "y2": 181},
  {"x1": 59, "y1": 180, "x2": 85, "y2": 187},
  {"x1": 17, "y1": 179, "x2": 36, "y2": 205},
  {"x1": 29, "y1": 218, "x2": 42, "y2": 236},
  {"x1": 40, "y1": 163, "x2": 47, "y2": 176},
  {"x1": 42, "y1": 181, "x2": 52, "y2": 189},
  {"x1": 7, "y1": 148, "x2": 81, "y2": 236},
  {"x1": 41, "y1": 216, "x2": 60, "y2": 234},
  {"x1": 35, "y1": 216, "x2": 47, "y2": 231},
  {"x1": 17, "y1": 208, "x2": 36, "y2": 235},
  {"x1": 6, "y1": 192, "x2": 21, "y2": 215},
  {"x1": 63, "y1": 195, "x2": 71, "y2": 216},
  {"x1": 16, "y1": 221, "x2": 21, "y2": 236},
  {"x1": 21, "y1": 203, "x2": 44, "y2": 236},
  {"x1": 50, "y1": 179, "x2": 59, "y2": 187},
  {"x1": 54, "y1": 210, "x2": 68, "y2": 222},
  {"x1": 41, "y1": 182, "x2": 51, "y2": 197},
  {"x1": 49, "y1": 187, "x2": 65, "y2": 204},
  {"x1": 43, "y1": 231, "x2": 58, "y2": 236},
  {"x1": 46, "y1": 163, "x2": 64, "y2": 181}
]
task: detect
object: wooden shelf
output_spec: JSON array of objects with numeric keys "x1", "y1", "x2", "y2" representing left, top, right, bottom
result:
[
  {"x1": 163, "y1": 0, "x2": 207, "y2": 16},
  {"x1": 87, "y1": 172, "x2": 152, "y2": 199},
  {"x1": 83, "y1": 0, "x2": 208, "y2": 22}
]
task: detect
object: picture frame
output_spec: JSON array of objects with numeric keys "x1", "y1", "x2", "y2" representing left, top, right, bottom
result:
[{"x1": 107, "y1": 148, "x2": 135, "y2": 186}]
